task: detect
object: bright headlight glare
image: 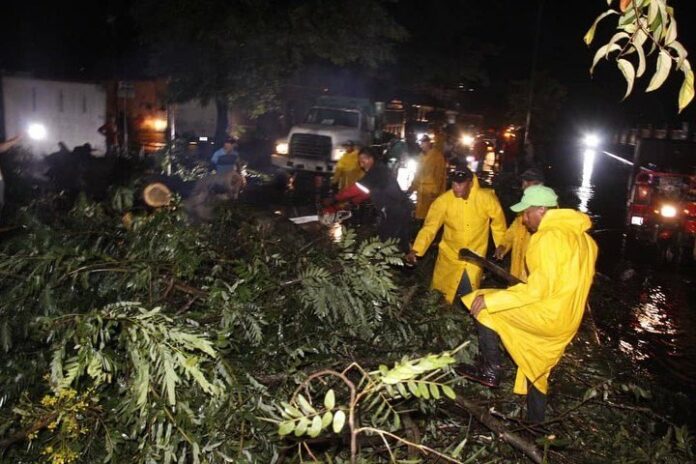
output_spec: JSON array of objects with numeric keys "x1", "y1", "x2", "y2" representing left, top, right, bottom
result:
[
  {"x1": 332, "y1": 147, "x2": 346, "y2": 161},
  {"x1": 275, "y1": 142, "x2": 288, "y2": 155},
  {"x1": 28, "y1": 123, "x2": 47, "y2": 140},
  {"x1": 461, "y1": 134, "x2": 475, "y2": 147},
  {"x1": 660, "y1": 204, "x2": 677, "y2": 218},
  {"x1": 583, "y1": 133, "x2": 600, "y2": 148}
]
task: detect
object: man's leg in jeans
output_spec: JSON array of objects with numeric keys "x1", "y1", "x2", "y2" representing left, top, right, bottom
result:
[
  {"x1": 454, "y1": 271, "x2": 473, "y2": 310},
  {"x1": 526, "y1": 380, "x2": 547, "y2": 423}
]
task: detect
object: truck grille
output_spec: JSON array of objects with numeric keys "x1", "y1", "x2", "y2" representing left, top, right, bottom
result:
[{"x1": 290, "y1": 133, "x2": 332, "y2": 159}]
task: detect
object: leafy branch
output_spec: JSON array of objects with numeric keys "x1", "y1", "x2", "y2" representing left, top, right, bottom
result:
[{"x1": 586, "y1": 0, "x2": 694, "y2": 112}]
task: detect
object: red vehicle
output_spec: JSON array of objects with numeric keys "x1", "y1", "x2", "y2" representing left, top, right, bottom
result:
[{"x1": 626, "y1": 139, "x2": 696, "y2": 263}]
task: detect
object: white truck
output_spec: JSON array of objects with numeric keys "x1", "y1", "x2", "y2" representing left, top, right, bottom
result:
[{"x1": 271, "y1": 96, "x2": 382, "y2": 175}]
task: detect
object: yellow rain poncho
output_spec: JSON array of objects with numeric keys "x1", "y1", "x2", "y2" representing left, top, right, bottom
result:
[
  {"x1": 411, "y1": 148, "x2": 447, "y2": 219},
  {"x1": 462, "y1": 209, "x2": 598, "y2": 395},
  {"x1": 412, "y1": 177, "x2": 507, "y2": 303},
  {"x1": 498, "y1": 215, "x2": 531, "y2": 281},
  {"x1": 332, "y1": 149, "x2": 363, "y2": 190}
]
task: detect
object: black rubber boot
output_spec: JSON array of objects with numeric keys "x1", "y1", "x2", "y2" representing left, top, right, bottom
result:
[
  {"x1": 526, "y1": 381, "x2": 547, "y2": 423},
  {"x1": 457, "y1": 322, "x2": 502, "y2": 387}
]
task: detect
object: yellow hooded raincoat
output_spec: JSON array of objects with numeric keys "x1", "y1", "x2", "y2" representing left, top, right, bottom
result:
[
  {"x1": 411, "y1": 148, "x2": 447, "y2": 219},
  {"x1": 499, "y1": 215, "x2": 531, "y2": 281},
  {"x1": 462, "y1": 209, "x2": 598, "y2": 395},
  {"x1": 332, "y1": 149, "x2": 363, "y2": 190},
  {"x1": 412, "y1": 177, "x2": 507, "y2": 303}
]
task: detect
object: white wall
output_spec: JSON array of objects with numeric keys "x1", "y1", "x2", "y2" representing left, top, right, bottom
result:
[{"x1": 2, "y1": 76, "x2": 107, "y2": 156}]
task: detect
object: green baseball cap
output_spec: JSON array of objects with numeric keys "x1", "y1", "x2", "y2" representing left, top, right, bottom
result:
[{"x1": 510, "y1": 185, "x2": 559, "y2": 212}]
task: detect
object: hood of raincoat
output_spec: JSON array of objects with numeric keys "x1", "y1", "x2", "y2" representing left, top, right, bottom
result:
[{"x1": 537, "y1": 209, "x2": 592, "y2": 235}]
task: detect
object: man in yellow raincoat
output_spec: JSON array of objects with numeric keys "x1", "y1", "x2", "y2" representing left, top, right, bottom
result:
[
  {"x1": 331, "y1": 141, "x2": 363, "y2": 190},
  {"x1": 409, "y1": 135, "x2": 447, "y2": 220},
  {"x1": 493, "y1": 168, "x2": 545, "y2": 281},
  {"x1": 406, "y1": 167, "x2": 507, "y2": 304},
  {"x1": 460, "y1": 185, "x2": 598, "y2": 423}
]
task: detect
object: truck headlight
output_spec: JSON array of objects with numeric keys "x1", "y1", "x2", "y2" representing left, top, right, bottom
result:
[
  {"x1": 460, "y1": 134, "x2": 475, "y2": 147},
  {"x1": 582, "y1": 133, "x2": 600, "y2": 148},
  {"x1": 275, "y1": 142, "x2": 288, "y2": 155},
  {"x1": 660, "y1": 204, "x2": 677, "y2": 218}
]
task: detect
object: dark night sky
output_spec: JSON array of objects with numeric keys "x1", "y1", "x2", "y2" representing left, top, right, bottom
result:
[{"x1": 1, "y1": 0, "x2": 695, "y2": 127}]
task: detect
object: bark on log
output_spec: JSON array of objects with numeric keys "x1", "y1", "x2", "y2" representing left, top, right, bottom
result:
[{"x1": 452, "y1": 393, "x2": 545, "y2": 464}]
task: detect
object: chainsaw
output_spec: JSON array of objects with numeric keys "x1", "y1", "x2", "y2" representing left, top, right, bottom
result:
[{"x1": 289, "y1": 206, "x2": 352, "y2": 226}]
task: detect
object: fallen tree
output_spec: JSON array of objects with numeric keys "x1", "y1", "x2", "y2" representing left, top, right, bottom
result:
[{"x1": 0, "y1": 186, "x2": 694, "y2": 463}]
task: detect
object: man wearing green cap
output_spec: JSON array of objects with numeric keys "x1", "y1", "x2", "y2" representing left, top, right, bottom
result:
[{"x1": 459, "y1": 185, "x2": 598, "y2": 423}]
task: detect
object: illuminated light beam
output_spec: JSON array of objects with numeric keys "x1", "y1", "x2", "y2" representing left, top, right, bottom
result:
[{"x1": 601, "y1": 150, "x2": 634, "y2": 166}]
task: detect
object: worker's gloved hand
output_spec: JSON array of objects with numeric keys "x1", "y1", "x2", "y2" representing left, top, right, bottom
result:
[
  {"x1": 493, "y1": 245, "x2": 506, "y2": 260},
  {"x1": 404, "y1": 250, "x2": 418, "y2": 265}
]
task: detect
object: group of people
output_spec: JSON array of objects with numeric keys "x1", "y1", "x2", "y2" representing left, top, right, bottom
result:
[{"x1": 324, "y1": 143, "x2": 598, "y2": 424}]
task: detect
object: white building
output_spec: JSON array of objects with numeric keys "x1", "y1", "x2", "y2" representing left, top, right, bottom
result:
[{"x1": 1, "y1": 75, "x2": 107, "y2": 156}]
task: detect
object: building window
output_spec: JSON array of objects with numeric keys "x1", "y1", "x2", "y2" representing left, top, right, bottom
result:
[{"x1": 58, "y1": 90, "x2": 64, "y2": 112}]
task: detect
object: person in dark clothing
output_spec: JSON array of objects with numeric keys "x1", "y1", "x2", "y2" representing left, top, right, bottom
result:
[{"x1": 325, "y1": 147, "x2": 413, "y2": 251}]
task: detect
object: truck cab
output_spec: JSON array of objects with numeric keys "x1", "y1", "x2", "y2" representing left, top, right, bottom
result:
[{"x1": 272, "y1": 97, "x2": 376, "y2": 175}]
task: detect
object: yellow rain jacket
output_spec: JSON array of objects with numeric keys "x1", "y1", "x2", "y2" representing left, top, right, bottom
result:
[
  {"x1": 412, "y1": 177, "x2": 507, "y2": 303},
  {"x1": 462, "y1": 209, "x2": 598, "y2": 395},
  {"x1": 332, "y1": 149, "x2": 363, "y2": 190},
  {"x1": 411, "y1": 148, "x2": 447, "y2": 219},
  {"x1": 499, "y1": 215, "x2": 531, "y2": 281}
]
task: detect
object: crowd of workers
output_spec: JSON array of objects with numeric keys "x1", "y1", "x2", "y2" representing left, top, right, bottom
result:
[{"x1": 322, "y1": 140, "x2": 598, "y2": 424}]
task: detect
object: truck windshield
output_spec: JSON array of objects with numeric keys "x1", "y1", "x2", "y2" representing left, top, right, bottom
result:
[{"x1": 305, "y1": 108, "x2": 359, "y2": 128}]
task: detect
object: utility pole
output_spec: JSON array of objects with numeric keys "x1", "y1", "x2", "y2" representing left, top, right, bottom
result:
[{"x1": 523, "y1": 0, "x2": 545, "y2": 147}]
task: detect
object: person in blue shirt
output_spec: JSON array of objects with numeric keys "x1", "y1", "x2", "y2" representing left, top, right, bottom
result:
[{"x1": 210, "y1": 137, "x2": 240, "y2": 174}]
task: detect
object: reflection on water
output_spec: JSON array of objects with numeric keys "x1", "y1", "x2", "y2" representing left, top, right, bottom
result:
[
  {"x1": 632, "y1": 286, "x2": 677, "y2": 335},
  {"x1": 577, "y1": 149, "x2": 595, "y2": 213}
]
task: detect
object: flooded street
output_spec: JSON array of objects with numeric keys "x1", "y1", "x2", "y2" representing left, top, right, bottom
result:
[{"x1": 547, "y1": 144, "x2": 696, "y2": 401}]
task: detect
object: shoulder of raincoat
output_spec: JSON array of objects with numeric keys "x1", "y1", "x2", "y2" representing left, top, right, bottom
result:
[
  {"x1": 412, "y1": 177, "x2": 507, "y2": 302},
  {"x1": 462, "y1": 209, "x2": 598, "y2": 395}
]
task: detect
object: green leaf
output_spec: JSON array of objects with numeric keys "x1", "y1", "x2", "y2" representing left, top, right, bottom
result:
[
  {"x1": 407, "y1": 380, "x2": 420, "y2": 397},
  {"x1": 294, "y1": 417, "x2": 310, "y2": 437},
  {"x1": 429, "y1": 383, "x2": 441, "y2": 400},
  {"x1": 333, "y1": 410, "x2": 346, "y2": 434},
  {"x1": 321, "y1": 411, "x2": 333, "y2": 429},
  {"x1": 646, "y1": 49, "x2": 672, "y2": 92},
  {"x1": 617, "y1": 58, "x2": 636, "y2": 99},
  {"x1": 396, "y1": 382, "x2": 409, "y2": 398},
  {"x1": 281, "y1": 402, "x2": 303, "y2": 418},
  {"x1": 669, "y1": 41, "x2": 688, "y2": 70},
  {"x1": 678, "y1": 66, "x2": 694, "y2": 113},
  {"x1": 584, "y1": 10, "x2": 619, "y2": 45},
  {"x1": 308, "y1": 415, "x2": 323, "y2": 438},
  {"x1": 324, "y1": 389, "x2": 335, "y2": 410},
  {"x1": 278, "y1": 420, "x2": 295, "y2": 436},
  {"x1": 635, "y1": 43, "x2": 647, "y2": 77},
  {"x1": 441, "y1": 385, "x2": 456, "y2": 400},
  {"x1": 591, "y1": 43, "x2": 622, "y2": 75},
  {"x1": 297, "y1": 394, "x2": 316, "y2": 415},
  {"x1": 418, "y1": 382, "x2": 430, "y2": 400}
]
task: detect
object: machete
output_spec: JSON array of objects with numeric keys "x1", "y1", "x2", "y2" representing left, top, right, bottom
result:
[{"x1": 458, "y1": 248, "x2": 524, "y2": 285}]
